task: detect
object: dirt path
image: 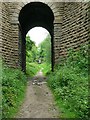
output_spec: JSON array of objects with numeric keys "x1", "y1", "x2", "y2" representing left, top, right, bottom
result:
[{"x1": 16, "y1": 70, "x2": 60, "y2": 118}]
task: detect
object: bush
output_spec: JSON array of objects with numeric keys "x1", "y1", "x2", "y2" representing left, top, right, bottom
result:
[
  {"x1": 2, "y1": 66, "x2": 27, "y2": 118},
  {"x1": 26, "y1": 62, "x2": 40, "y2": 77},
  {"x1": 39, "y1": 63, "x2": 51, "y2": 76},
  {"x1": 47, "y1": 44, "x2": 88, "y2": 119}
]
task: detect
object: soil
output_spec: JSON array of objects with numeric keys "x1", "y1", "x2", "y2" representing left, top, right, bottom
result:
[{"x1": 16, "y1": 70, "x2": 60, "y2": 118}]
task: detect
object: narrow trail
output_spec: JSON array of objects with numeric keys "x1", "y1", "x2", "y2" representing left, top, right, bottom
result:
[{"x1": 16, "y1": 70, "x2": 60, "y2": 118}]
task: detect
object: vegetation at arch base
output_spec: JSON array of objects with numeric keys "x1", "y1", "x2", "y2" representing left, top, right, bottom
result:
[
  {"x1": 47, "y1": 44, "x2": 89, "y2": 119},
  {"x1": 1, "y1": 63, "x2": 27, "y2": 118}
]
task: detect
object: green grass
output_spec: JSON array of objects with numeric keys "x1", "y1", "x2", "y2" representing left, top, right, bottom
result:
[
  {"x1": 39, "y1": 63, "x2": 51, "y2": 75},
  {"x1": 55, "y1": 97, "x2": 76, "y2": 118},
  {"x1": 26, "y1": 62, "x2": 51, "y2": 77},
  {"x1": 47, "y1": 44, "x2": 88, "y2": 119},
  {"x1": 26, "y1": 62, "x2": 40, "y2": 77},
  {"x1": 2, "y1": 66, "x2": 27, "y2": 118}
]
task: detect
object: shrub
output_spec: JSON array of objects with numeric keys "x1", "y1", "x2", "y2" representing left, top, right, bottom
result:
[
  {"x1": 47, "y1": 44, "x2": 88, "y2": 119},
  {"x1": 2, "y1": 66, "x2": 27, "y2": 118},
  {"x1": 26, "y1": 62, "x2": 40, "y2": 77},
  {"x1": 39, "y1": 63, "x2": 51, "y2": 76}
]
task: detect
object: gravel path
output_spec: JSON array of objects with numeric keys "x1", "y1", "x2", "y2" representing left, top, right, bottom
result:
[{"x1": 16, "y1": 70, "x2": 60, "y2": 118}]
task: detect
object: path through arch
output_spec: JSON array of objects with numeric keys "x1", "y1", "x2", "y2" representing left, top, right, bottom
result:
[
  {"x1": 17, "y1": 2, "x2": 60, "y2": 118},
  {"x1": 16, "y1": 70, "x2": 60, "y2": 118}
]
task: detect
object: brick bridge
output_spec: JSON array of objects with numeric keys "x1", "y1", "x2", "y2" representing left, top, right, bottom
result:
[{"x1": 1, "y1": 1, "x2": 89, "y2": 71}]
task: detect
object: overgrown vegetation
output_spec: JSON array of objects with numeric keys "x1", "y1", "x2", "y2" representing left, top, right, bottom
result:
[
  {"x1": 26, "y1": 36, "x2": 38, "y2": 63},
  {"x1": 38, "y1": 35, "x2": 51, "y2": 64},
  {"x1": 26, "y1": 62, "x2": 40, "y2": 77},
  {"x1": 26, "y1": 36, "x2": 39, "y2": 77},
  {"x1": 26, "y1": 34, "x2": 51, "y2": 77},
  {"x1": 39, "y1": 63, "x2": 51, "y2": 76},
  {"x1": 47, "y1": 44, "x2": 88, "y2": 119},
  {"x1": 38, "y1": 35, "x2": 51, "y2": 75},
  {"x1": 2, "y1": 65, "x2": 27, "y2": 118}
]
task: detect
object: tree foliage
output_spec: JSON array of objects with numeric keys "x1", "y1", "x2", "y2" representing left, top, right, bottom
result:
[
  {"x1": 26, "y1": 34, "x2": 51, "y2": 76},
  {"x1": 26, "y1": 35, "x2": 40, "y2": 76},
  {"x1": 38, "y1": 35, "x2": 51, "y2": 64},
  {"x1": 26, "y1": 36, "x2": 37, "y2": 63}
]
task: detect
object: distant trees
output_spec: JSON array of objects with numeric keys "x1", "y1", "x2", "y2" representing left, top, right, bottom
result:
[
  {"x1": 38, "y1": 35, "x2": 51, "y2": 64},
  {"x1": 26, "y1": 36, "x2": 37, "y2": 63},
  {"x1": 26, "y1": 34, "x2": 51, "y2": 76},
  {"x1": 26, "y1": 34, "x2": 51, "y2": 64}
]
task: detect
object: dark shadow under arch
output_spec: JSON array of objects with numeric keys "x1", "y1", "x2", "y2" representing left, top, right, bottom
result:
[{"x1": 18, "y1": 2, "x2": 54, "y2": 72}]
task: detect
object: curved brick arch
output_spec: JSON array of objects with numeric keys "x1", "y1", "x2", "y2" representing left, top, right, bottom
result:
[
  {"x1": 18, "y1": 2, "x2": 54, "y2": 35},
  {"x1": 8, "y1": 1, "x2": 63, "y2": 25}
]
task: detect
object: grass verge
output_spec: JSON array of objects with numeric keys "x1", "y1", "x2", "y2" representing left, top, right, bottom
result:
[
  {"x1": 47, "y1": 44, "x2": 88, "y2": 119},
  {"x1": 2, "y1": 66, "x2": 27, "y2": 118}
]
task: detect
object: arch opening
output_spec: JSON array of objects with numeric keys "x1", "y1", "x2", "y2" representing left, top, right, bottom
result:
[
  {"x1": 26, "y1": 27, "x2": 52, "y2": 75},
  {"x1": 18, "y1": 2, "x2": 54, "y2": 72}
]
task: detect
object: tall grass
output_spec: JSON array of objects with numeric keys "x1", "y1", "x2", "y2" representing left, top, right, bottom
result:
[
  {"x1": 47, "y1": 44, "x2": 88, "y2": 119},
  {"x1": 2, "y1": 65, "x2": 27, "y2": 118}
]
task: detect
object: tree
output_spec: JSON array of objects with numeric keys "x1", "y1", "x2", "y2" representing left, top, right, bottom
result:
[
  {"x1": 38, "y1": 35, "x2": 51, "y2": 64},
  {"x1": 26, "y1": 35, "x2": 37, "y2": 62}
]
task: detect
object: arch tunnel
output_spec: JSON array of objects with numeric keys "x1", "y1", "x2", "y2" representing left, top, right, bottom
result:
[{"x1": 19, "y1": 2, "x2": 54, "y2": 72}]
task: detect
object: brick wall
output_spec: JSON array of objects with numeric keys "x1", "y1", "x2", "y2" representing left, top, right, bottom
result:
[
  {"x1": 53, "y1": 3, "x2": 64, "y2": 63},
  {"x1": 2, "y1": 3, "x2": 13, "y2": 66},
  {"x1": 57, "y1": 2, "x2": 89, "y2": 62},
  {"x1": 0, "y1": 2, "x2": 2, "y2": 58},
  {"x1": 2, "y1": 3, "x2": 19, "y2": 67}
]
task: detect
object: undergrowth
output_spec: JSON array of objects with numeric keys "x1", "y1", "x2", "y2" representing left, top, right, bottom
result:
[
  {"x1": 2, "y1": 65, "x2": 27, "y2": 118},
  {"x1": 47, "y1": 44, "x2": 88, "y2": 119},
  {"x1": 26, "y1": 62, "x2": 40, "y2": 77},
  {"x1": 39, "y1": 63, "x2": 51, "y2": 76}
]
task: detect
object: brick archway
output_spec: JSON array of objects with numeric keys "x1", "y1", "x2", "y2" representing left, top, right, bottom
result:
[
  {"x1": 1, "y1": 2, "x2": 89, "y2": 69},
  {"x1": 18, "y1": 2, "x2": 54, "y2": 72}
]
